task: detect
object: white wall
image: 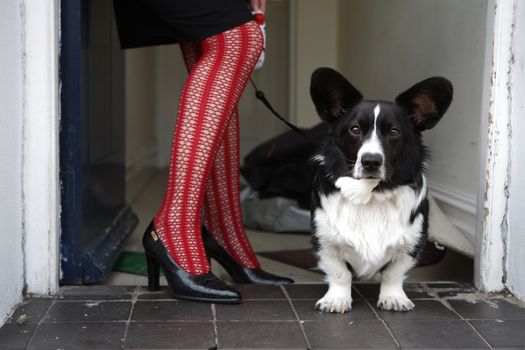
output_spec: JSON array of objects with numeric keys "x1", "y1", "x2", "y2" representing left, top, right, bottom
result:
[
  {"x1": 291, "y1": 0, "x2": 340, "y2": 128},
  {"x1": 125, "y1": 48, "x2": 163, "y2": 175},
  {"x1": 152, "y1": 45, "x2": 186, "y2": 168},
  {"x1": 238, "y1": 0, "x2": 290, "y2": 158},
  {"x1": 337, "y1": 0, "x2": 488, "y2": 255},
  {"x1": 0, "y1": 0, "x2": 25, "y2": 324},
  {"x1": 0, "y1": 0, "x2": 60, "y2": 326}
]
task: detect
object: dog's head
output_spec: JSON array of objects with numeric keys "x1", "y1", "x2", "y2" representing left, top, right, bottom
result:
[{"x1": 310, "y1": 67, "x2": 453, "y2": 185}]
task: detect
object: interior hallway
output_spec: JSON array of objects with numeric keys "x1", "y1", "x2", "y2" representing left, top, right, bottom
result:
[{"x1": 105, "y1": 167, "x2": 474, "y2": 286}]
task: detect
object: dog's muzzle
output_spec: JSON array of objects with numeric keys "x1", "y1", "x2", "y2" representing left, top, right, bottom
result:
[{"x1": 357, "y1": 153, "x2": 385, "y2": 179}]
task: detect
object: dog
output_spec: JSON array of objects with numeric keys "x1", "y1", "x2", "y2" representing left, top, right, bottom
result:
[{"x1": 309, "y1": 67, "x2": 453, "y2": 313}]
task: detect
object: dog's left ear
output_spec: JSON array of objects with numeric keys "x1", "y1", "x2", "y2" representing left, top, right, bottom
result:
[
  {"x1": 310, "y1": 67, "x2": 363, "y2": 123},
  {"x1": 395, "y1": 77, "x2": 453, "y2": 131}
]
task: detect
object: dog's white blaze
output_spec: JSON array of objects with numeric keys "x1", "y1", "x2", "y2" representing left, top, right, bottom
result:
[
  {"x1": 355, "y1": 104, "x2": 385, "y2": 178},
  {"x1": 373, "y1": 104, "x2": 381, "y2": 121}
]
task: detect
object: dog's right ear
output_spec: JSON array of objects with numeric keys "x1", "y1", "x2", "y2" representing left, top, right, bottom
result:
[{"x1": 310, "y1": 67, "x2": 363, "y2": 123}]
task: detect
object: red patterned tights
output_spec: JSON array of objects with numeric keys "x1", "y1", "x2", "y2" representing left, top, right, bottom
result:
[{"x1": 153, "y1": 21, "x2": 262, "y2": 275}]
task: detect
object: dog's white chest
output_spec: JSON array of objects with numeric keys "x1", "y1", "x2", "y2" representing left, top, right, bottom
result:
[{"x1": 314, "y1": 182, "x2": 424, "y2": 277}]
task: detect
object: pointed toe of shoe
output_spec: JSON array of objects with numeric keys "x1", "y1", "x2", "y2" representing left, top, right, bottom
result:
[{"x1": 238, "y1": 268, "x2": 294, "y2": 285}]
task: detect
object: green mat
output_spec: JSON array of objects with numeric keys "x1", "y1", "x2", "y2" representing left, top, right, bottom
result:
[{"x1": 113, "y1": 251, "x2": 163, "y2": 276}]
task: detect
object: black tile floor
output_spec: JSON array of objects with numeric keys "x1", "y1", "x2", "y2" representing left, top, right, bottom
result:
[{"x1": 2, "y1": 283, "x2": 525, "y2": 349}]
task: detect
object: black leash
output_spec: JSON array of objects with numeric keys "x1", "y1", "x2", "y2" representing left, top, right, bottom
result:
[{"x1": 249, "y1": 78, "x2": 317, "y2": 144}]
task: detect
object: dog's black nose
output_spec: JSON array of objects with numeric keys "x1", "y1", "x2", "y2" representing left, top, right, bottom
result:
[{"x1": 361, "y1": 153, "x2": 383, "y2": 171}]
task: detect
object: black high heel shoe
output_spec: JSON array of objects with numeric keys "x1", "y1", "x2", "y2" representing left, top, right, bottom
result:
[
  {"x1": 202, "y1": 226, "x2": 294, "y2": 285},
  {"x1": 143, "y1": 220, "x2": 241, "y2": 303}
]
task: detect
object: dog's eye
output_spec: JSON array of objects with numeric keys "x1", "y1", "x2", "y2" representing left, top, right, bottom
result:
[
  {"x1": 388, "y1": 128, "x2": 400, "y2": 137},
  {"x1": 350, "y1": 126, "x2": 361, "y2": 135}
]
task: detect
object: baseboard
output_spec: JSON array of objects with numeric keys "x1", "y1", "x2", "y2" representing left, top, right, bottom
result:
[
  {"x1": 427, "y1": 180, "x2": 477, "y2": 215},
  {"x1": 427, "y1": 180, "x2": 477, "y2": 255}
]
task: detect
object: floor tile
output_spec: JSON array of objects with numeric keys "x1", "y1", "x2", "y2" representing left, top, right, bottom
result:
[
  {"x1": 284, "y1": 283, "x2": 328, "y2": 299},
  {"x1": 303, "y1": 319, "x2": 398, "y2": 349},
  {"x1": 29, "y1": 322, "x2": 126, "y2": 350},
  {"x1": 432, "y1": 284, "x2": 476, "y2": 298},
  {"x1": 3, "y1": 283, "x2": 525, "y2": 349},
  {"x1": 386, "y1": 319, "x2": 489, "y2": 349},
  {"x1": 449, "y1": 299, "x2": 525, "y2": 320},
  {"x1": 44, "y1": 301, "x2": 131, "y2": 322},
  {"x1": 470, "y1": 319, "x2": 525, "y2": 349},
  {"x1": 7, "y1": 298, "x2": 53, "y2": 325},
  {"x1": 1, "y1": 298, "x2": 53, "y2": 349},
  {"x1": 234, "y1": 284, "x2": 287, "y2": 300},
  {"x1": 292, "y1": 299, "x2": 376, "y2": 321},
  {"x1": 405, "y1": 289, "x2": 434, "y2": 299},
  {"x1": 215, "y1": 300, "x2": 296, "y2": 321},
  {"x1": 217, "y1": 320, "x2": 306, "y2": 349},
  {"x1": 131, "y1": 300, "x2": 213, "y2": 321},
  {"x1": 137, "y1": 286, "x2": 173, "y2": 300},
  {"x1": 59, "y1": 285, "x2": 136, "y2": 300},
  {"x1": 352, "y1": 283, "x2": 381, "y2": 299},
  {"x1": 124, "y1": 321, "x2": 215, "y2": 349},
  {"x1": 0, "y1": 322, "x2": 36, "y2": 350},
  {"x1": 377, "y1": 300, "x2": 460, "y2": 321},
  {"x1": 426, "y1": 282, "x2": 472, "y2": 289},
  {"x1": 354, "y1": 283, "x2": 432, "y2": 299},
  {"x1": 436, "y1": 289, "x2": 477, "y2": 298}
]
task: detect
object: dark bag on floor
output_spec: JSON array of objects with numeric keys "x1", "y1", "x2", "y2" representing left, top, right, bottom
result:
[{"x1": 241, "y1": 123, "x2": 328, "y2": 209}]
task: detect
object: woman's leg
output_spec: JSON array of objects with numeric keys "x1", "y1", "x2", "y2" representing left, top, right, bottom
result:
[
  {"x1": 180, "y1": 40, "x2": 260, "y2": 269},
  {"x1": 153, "y1": 21, "x2": 263, "y2": 275},
  {"x1": 204, "y1": 111, "x2": 260, "y2": 269}
]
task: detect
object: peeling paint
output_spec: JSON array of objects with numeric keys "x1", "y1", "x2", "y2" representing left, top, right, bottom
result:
[
  {"x1": 478, "y1": 0, "x2": 522, "y2": 295},
  {"x1": 500, "y1": 0, "x2": 519, "y2": 288}
]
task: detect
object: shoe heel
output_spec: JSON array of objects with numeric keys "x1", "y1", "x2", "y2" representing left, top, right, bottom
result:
[{"x1": 146, "y1": 254, "x2": 160, "y2": 291}]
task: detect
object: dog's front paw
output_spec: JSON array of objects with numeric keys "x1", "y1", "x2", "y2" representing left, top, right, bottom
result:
[
  {"x1": 377, "y1": 294, "x2": 415, "y2": 312},
  {"x1": 315, "y1": 295, "x2": 353, "y2": 313}
]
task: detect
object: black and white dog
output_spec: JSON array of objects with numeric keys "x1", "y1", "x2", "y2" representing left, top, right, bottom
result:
[{"x1": 309, "y1": 68, "x2": 453, "y2": 313}]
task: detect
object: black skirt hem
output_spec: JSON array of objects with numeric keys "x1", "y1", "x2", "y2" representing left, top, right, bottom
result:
[{"x1": 113, "y1": 0, "x2": 255, "y2": 49}]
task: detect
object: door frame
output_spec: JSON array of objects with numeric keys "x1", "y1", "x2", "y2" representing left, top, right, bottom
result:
[
  {"x1": 59, "y1": 0, "x2": 137, "y2": 284},
  {"x1": 22, "y1": 0, "x2": 60, "y2": 295},
  {"x1": 475, "y1": 0, "x2": 525, "y2": 298}
]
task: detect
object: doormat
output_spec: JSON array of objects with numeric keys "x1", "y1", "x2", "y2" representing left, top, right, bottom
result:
[
  {"x1": 113, "y1": 251, "x2": 163, "y2": 276},
  {"x1": 258, "y1": 249, "x2": 321, "y2": 273}
]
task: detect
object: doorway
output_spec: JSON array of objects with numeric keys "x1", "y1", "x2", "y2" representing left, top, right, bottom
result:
[{"x1": 60, "y1": 0, "x2": 478, "y2": 287}]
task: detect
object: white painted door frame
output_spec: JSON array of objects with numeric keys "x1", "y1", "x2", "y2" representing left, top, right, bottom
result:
[
  {"x1": 22, "y1": 0, "x2": 60, "y2": 295},
  {"x1": 475, "y1": 0, "x2": 525, "y2": 298}
]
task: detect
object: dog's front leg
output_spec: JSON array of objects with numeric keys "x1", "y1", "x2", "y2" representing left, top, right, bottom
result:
[
  {"x1": 377, "y1": 252, "x2": 416, "y2": 312},
  {"x1": 315, "y1": 245, "x2": 353, "y2": 313}
]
